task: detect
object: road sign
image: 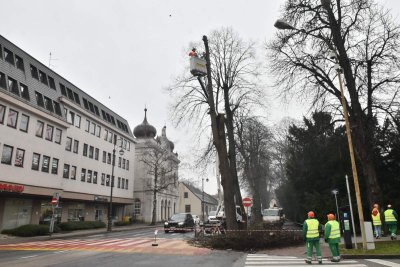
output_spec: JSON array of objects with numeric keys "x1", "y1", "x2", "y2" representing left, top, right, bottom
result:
[
  {"x1": 243, "y1": 197, "x2": 253, "y2": 207},
  {"x1": 51, "y1": 197, "x2": 58, "y2": 205}
]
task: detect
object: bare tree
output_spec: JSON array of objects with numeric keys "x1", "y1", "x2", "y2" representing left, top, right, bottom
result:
[
  {"x1": 235, "y1": 115, "x2": 273, "y2": 224},
  {"x1": 169, "y1": 28, "x2": 265, "y2": 229},
  {"x1": 267, "y1": 0, "x2": 400, "y2": 206},
  {"x1": 140, "y1": 141, "x2": 178, "y2": 225}
]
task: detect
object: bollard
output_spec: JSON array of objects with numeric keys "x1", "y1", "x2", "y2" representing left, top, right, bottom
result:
[{"x1": 152, "y1": 230, "x2": 158, "y2": 246}]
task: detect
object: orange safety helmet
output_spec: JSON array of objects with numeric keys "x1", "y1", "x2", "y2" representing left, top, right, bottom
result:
[
  {"x1": 327, "y1": 213, "x2": 335, "y2": 220},
  {"x1": 308, "y1": 211, "x2": 315, "y2": 218}
]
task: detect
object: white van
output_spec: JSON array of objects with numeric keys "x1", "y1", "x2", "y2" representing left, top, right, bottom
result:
[{"x1": 262, "y1": 208, "x2": 285, "y2": 226}]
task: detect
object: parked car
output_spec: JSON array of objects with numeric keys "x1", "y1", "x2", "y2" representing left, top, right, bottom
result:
[
  {"x1": 192, "y1": 214, "x2": 200, "y2": 225},
  {"x1": 207, "y1": 210, "x2": 218, "y2": 223},
  {"x1": 262, "y1": 208, "x2": 285, "y2": 226},
  {"x1": 164, "y1": 213, "x2": 195, "y2": 233}
]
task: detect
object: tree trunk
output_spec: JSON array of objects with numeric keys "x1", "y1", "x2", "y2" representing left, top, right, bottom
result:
[
  {"x1": 151, "y1": 167, "x2": 158, "y2": 225},
  {"x1": 203, "y1": 35, "x2": 237, "y2": 230}
]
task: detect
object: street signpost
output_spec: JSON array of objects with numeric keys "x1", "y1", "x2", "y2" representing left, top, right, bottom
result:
[
  {"x1": 243, "y1": 197, "x2": 253, "y2": 229},
  {"x1": 49, "y1": 193, "x2": 59, "y2": 236}
]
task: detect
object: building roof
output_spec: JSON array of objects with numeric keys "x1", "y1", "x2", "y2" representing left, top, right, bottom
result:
[{"x1": 182, "y1": 182, "x2": 218, "y2": 205}]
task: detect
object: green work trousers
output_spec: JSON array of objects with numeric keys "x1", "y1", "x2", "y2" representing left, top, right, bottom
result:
[
  {"x1": 328, "y1": 243, "x2": 340, "y2": 258},
  {"x1": 306, "y1": 240, "x2": 322, "y2": 261},
  {"x1": 388, "y1": 224, "x2": 397, "y2": 237}
]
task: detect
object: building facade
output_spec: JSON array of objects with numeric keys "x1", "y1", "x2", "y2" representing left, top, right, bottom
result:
[
  {"x1": 133, "y1": 110, "x2": 179, "y2": 223},
  {"x1": 0, "y1": 35, "x2": 135, "y2": 230},
  {"x1": 178, "y1": 182, "x2": 218, "y2": 221}
]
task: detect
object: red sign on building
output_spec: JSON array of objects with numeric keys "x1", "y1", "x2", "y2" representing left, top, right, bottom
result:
[{"x1": 0, "y1": 183, "x2": 25, "y2": 193}]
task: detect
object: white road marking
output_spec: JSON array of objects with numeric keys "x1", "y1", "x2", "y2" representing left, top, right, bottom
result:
[
  {"x1": 20, "y1": 255, "x2": 38, "y2": 259},
  {"x1": 366, "y1": 259, "x2": 400, "y2": 267}
]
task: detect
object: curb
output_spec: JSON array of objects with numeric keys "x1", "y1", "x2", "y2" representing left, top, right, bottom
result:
[{"x1": 342, "y1": 254, "x2": 400, "y2": 259}]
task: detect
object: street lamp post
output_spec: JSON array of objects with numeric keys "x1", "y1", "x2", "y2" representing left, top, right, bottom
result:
[
  {"x1": 107, "y1": 137, "x2": 125, "y2": 232},
  {"x1": 274, "y1": 17, "x2": 367, "y2": 249},
  {"x1": 331, "y1": 189, "x2": 340, "y2": 222}
]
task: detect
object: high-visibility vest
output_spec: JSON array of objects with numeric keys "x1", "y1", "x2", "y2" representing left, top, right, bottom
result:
[
  {"x1": 326, "y1": 220, "x2": 340, "y2": 239},
  {"x1": 306, "y1": 219, "x2": 319, "y2": 238},
  {"x1": 371, "y1": 212, "x2": 382, "y2": 226},
  {"x1": 384, "y1": 209, "x2": 397, "y2": 223}
]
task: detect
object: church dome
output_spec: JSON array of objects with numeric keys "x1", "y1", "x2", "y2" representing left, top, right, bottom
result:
[{"x1": 133, "y1": 108, "x2": 157, "y2": 139}]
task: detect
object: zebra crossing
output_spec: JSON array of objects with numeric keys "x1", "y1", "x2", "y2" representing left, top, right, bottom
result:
[
  {"x1": 0, "y1": 237, "x2": 210, "y2": 255},
  {"x1": 245, "y1": 254, "x2": 400, "y2": 267}
]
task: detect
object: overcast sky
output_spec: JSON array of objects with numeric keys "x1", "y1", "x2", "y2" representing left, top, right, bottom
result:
[{"x1": 1, "y1": 0, "x2": 399, "y2": 195}]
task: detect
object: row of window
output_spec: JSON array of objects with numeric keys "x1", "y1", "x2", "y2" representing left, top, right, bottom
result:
[
  {"x1": 0, "y1": 44, "x2": 25, "y2": 72},
  {"x1": 30, "y1": 64, "x2": 56, "y2": 90},
  {"x1": 1, "y1": 104, "x2": 62, "y2": 144},
  {"x1": 60, "y1": 83, "x2": 81, "y2": 105},
  {"x1": 85, "y1": 119, "x2": 101, "y2": 137},
  {"x1": 0, "y1": 71, "x2": 30, "y2": 101},
  {"x1": 101, "y1": 150, "x2": 130, "y2": 170},
  {"x1": 1, "y1": 144, "x2": 129, "y2": 190},
  {"x1": 35, "y1": 91, "x2": 62, "y2": 116}
]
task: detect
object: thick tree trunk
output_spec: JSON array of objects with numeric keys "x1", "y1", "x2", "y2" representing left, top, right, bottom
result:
[
  {"x1": 151, "y1": 189, "x2": 157, "y2": 225},
  {"x1": 203, "y1": 36, "x2": 238, "y2": 230}
]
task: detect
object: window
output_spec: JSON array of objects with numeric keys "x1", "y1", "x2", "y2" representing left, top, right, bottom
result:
[
  {"x1": 122, "y1": 159, "x2": 126, "y2": 169},
  {"x1": 101, "y1": 173, "x2": 105, "y2": 185},
  {"x1": 122, "y1": 178, "x2": 125, "y2": 189},
  {"x1": 185, "y1": 205, "x2": 191, "y2": 213},
  {"x1": 67, "y1": 88, "x2": 74, "y2": 100},
  {"x1": 102, "y1": 151, "x2": 106, "y2": 163},
  {"x1": 90, "y1": 122, "x2": 95, "y2": 135},
  {"x1": 48, "y1": 76, "x2": 56, "y2": 89},
  {"x1": 30, "y1": 65, "x2": 39, "y2": 79},
  {"x1": 134, "y1": 199, "x2": 141, "y2": 215},
  {"x1": 118, "y1": 177, "x2": 121, "y2": 188},
  {"x1": 85, "y1": 119, "x2": 90, "y2": 132},
  {"x1": 73, "y1": 92, "x2": 80, "y2": 105},
  {"x1": 71, "y1": 166, "x2": 76, "y2": 180},
  {"x1": 118, "y1": 157, "x2": 121, "y2": 168},
  {"x1": 54, "y1": 128, "x2": 62, "y2": 144},
  {"x1": 44, "y1": 97, "x2": 54, "y2": 112},
  {"x1": 7, "y1": 109, "x2": 18, "y2": 128},
  {"x1": 8, "y1": 77, "x2": 19, "y2": 96},
  {"x1": 65, "y1": 137, "x2": 72, "y2": 151},
  {"x1": 53, "y1": 101, "x2": 62, "y2": 116},
  {"x1": 45, "y1": 125, "x2": 54, "y2": 141},
  {"x1": 14, "y1": 148, "x2": 25, "y2": 167},
  {"x1": 126, "y1": 160, "x2": 129, "y2": 170},
  {"x1": 32, "y1": 153, "x2": 40, "y2": 170},
  {"x1": 51, "y1": 158, "x2": 59, "y2": 174},
  {"x1": 89, "y1": 146, "x2": 94, "y2": 159},
  {"x1": 108, "y1": 132, "x2": 113, "y2": 143},
  {"x1": 73, "y1": 140, "x2": 79, "y2": 153},
  {"x1": 67, "y1": 111, "x2": 74, "y2": 124},
  {"x1": 41, "y1": 155, "x2": 50, "y2": 172},
  {"x1": 87, "y1": 170, "x2": 92, "y2": 183},
  {"x1": 60, "y1": 83, "x2": 67, "y2": 96},
  {"x1": 95, "y1": 125, "x2": 101, "y2": 137},
  {"x1": 4, "y1": 48, "x2": 15, "y2": 65},
  {"x1": 107, "y1": 153, "x2": 111, "y2": 164},
  {"x1": 19, "y1": 114, "x2": 29, "y2": 132},
  {"x1": 63, "y1": 164, "x2": 70, "y2": 178},
  {"x1": 35, "y1": 91, "x2": 44, "y2": 107},
  {"x1": 0, "y1": 72, "x2": 6, "y2": 89},
  {"x1": 83, "y1": 98, "x2": 89, "y2": 109},
  {"x1": 94, "y1": 105, "x2": 100, "y2": 116},
  {"x1": 83, "y1": 143, "x2": 88, "y2": 156},
  {"x1": 184, "y1": 192, "x2": 189, "y2": 198},
  {"x1": 15, "y1": 55, "x2": 24, "y2": 71},
  {"x1": 93, "y1": 171, "x2": 98, "y2": 184},
  {"x1": 36, "y1": 121, "x2": 44, "y2": 137},
  {"x1": 74, "y1": 115, "x2": 81, "y2": 128},
  {"x1": 88, "y1": 102, "x2": 94, "y2": 113},
  {"x1": 20, "y1": 83, "x2": 30, "y2": 100},
  {"x1": 95, "y1": 148, "x2": 99, "y2": 160},
  {"x1": 104, "y1": 129, "x2": 108, "y2": 141},
  {"x1": 125, "y1": 179, "x2": 128, "y2": 189},
  {"x1": 1, "y1": 145, "x2": 13, "y2": 165},
  {"x1": 81, "y1": 169, "x2": 86, "y2": 182},
  {"x1": 0, "y1": 104, "x2": 5, "y2": 124},
  {"x1": 39, "y1": 70, "x2": 48, "y2": 85},
  {"x1": 106, "y1": 175, "x2": 111, "y2": 186},
  {"x1": 0, "y1": 44, "x2": 2, "y2": 59}
]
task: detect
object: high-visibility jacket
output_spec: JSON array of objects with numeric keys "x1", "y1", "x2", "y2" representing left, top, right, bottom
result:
[
  {"x1": 326, "y1": 220, "x2": 340, "y2": 239},
  {"x1": 306, "y1": 218, "x2": 320, "y2": 238},
  {"x1": 384, "y1": 209, "x2": 397, "y2": 223},
  {"x1": 371, "y1": 212, "x2": 382, "y2": 226}
]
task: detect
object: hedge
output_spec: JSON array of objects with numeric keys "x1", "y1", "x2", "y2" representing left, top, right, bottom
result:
[
  {"x1": 58, "y1": 221, "x2": 106, "y2": 231},
  {"x1": 1, "y1": 224, "x2": 59, "y2": 237}
]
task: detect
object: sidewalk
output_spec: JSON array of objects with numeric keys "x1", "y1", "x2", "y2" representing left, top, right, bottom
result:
[{"x1": 0, "y1": 223, "x2": 160, "y2": 245}]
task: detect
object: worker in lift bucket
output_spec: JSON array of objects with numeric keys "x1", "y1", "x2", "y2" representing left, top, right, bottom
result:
[{"x1": 189, "y1": 48, "x2": 198, "y2": 57}]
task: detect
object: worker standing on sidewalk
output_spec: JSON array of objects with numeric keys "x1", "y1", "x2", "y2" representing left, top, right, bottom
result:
[
  {"x1": 324, "y1": 213, "x2": 341, "y2": 262},
  {"x1": 384, "y1": 204, "x2": 398, "y2": 240},
  {"x1": 371, "y1": 204, "x2": 382, "y2": 239},
  {"x1": 303, "y1": 211, "x2": 322, "y2": 264}
]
